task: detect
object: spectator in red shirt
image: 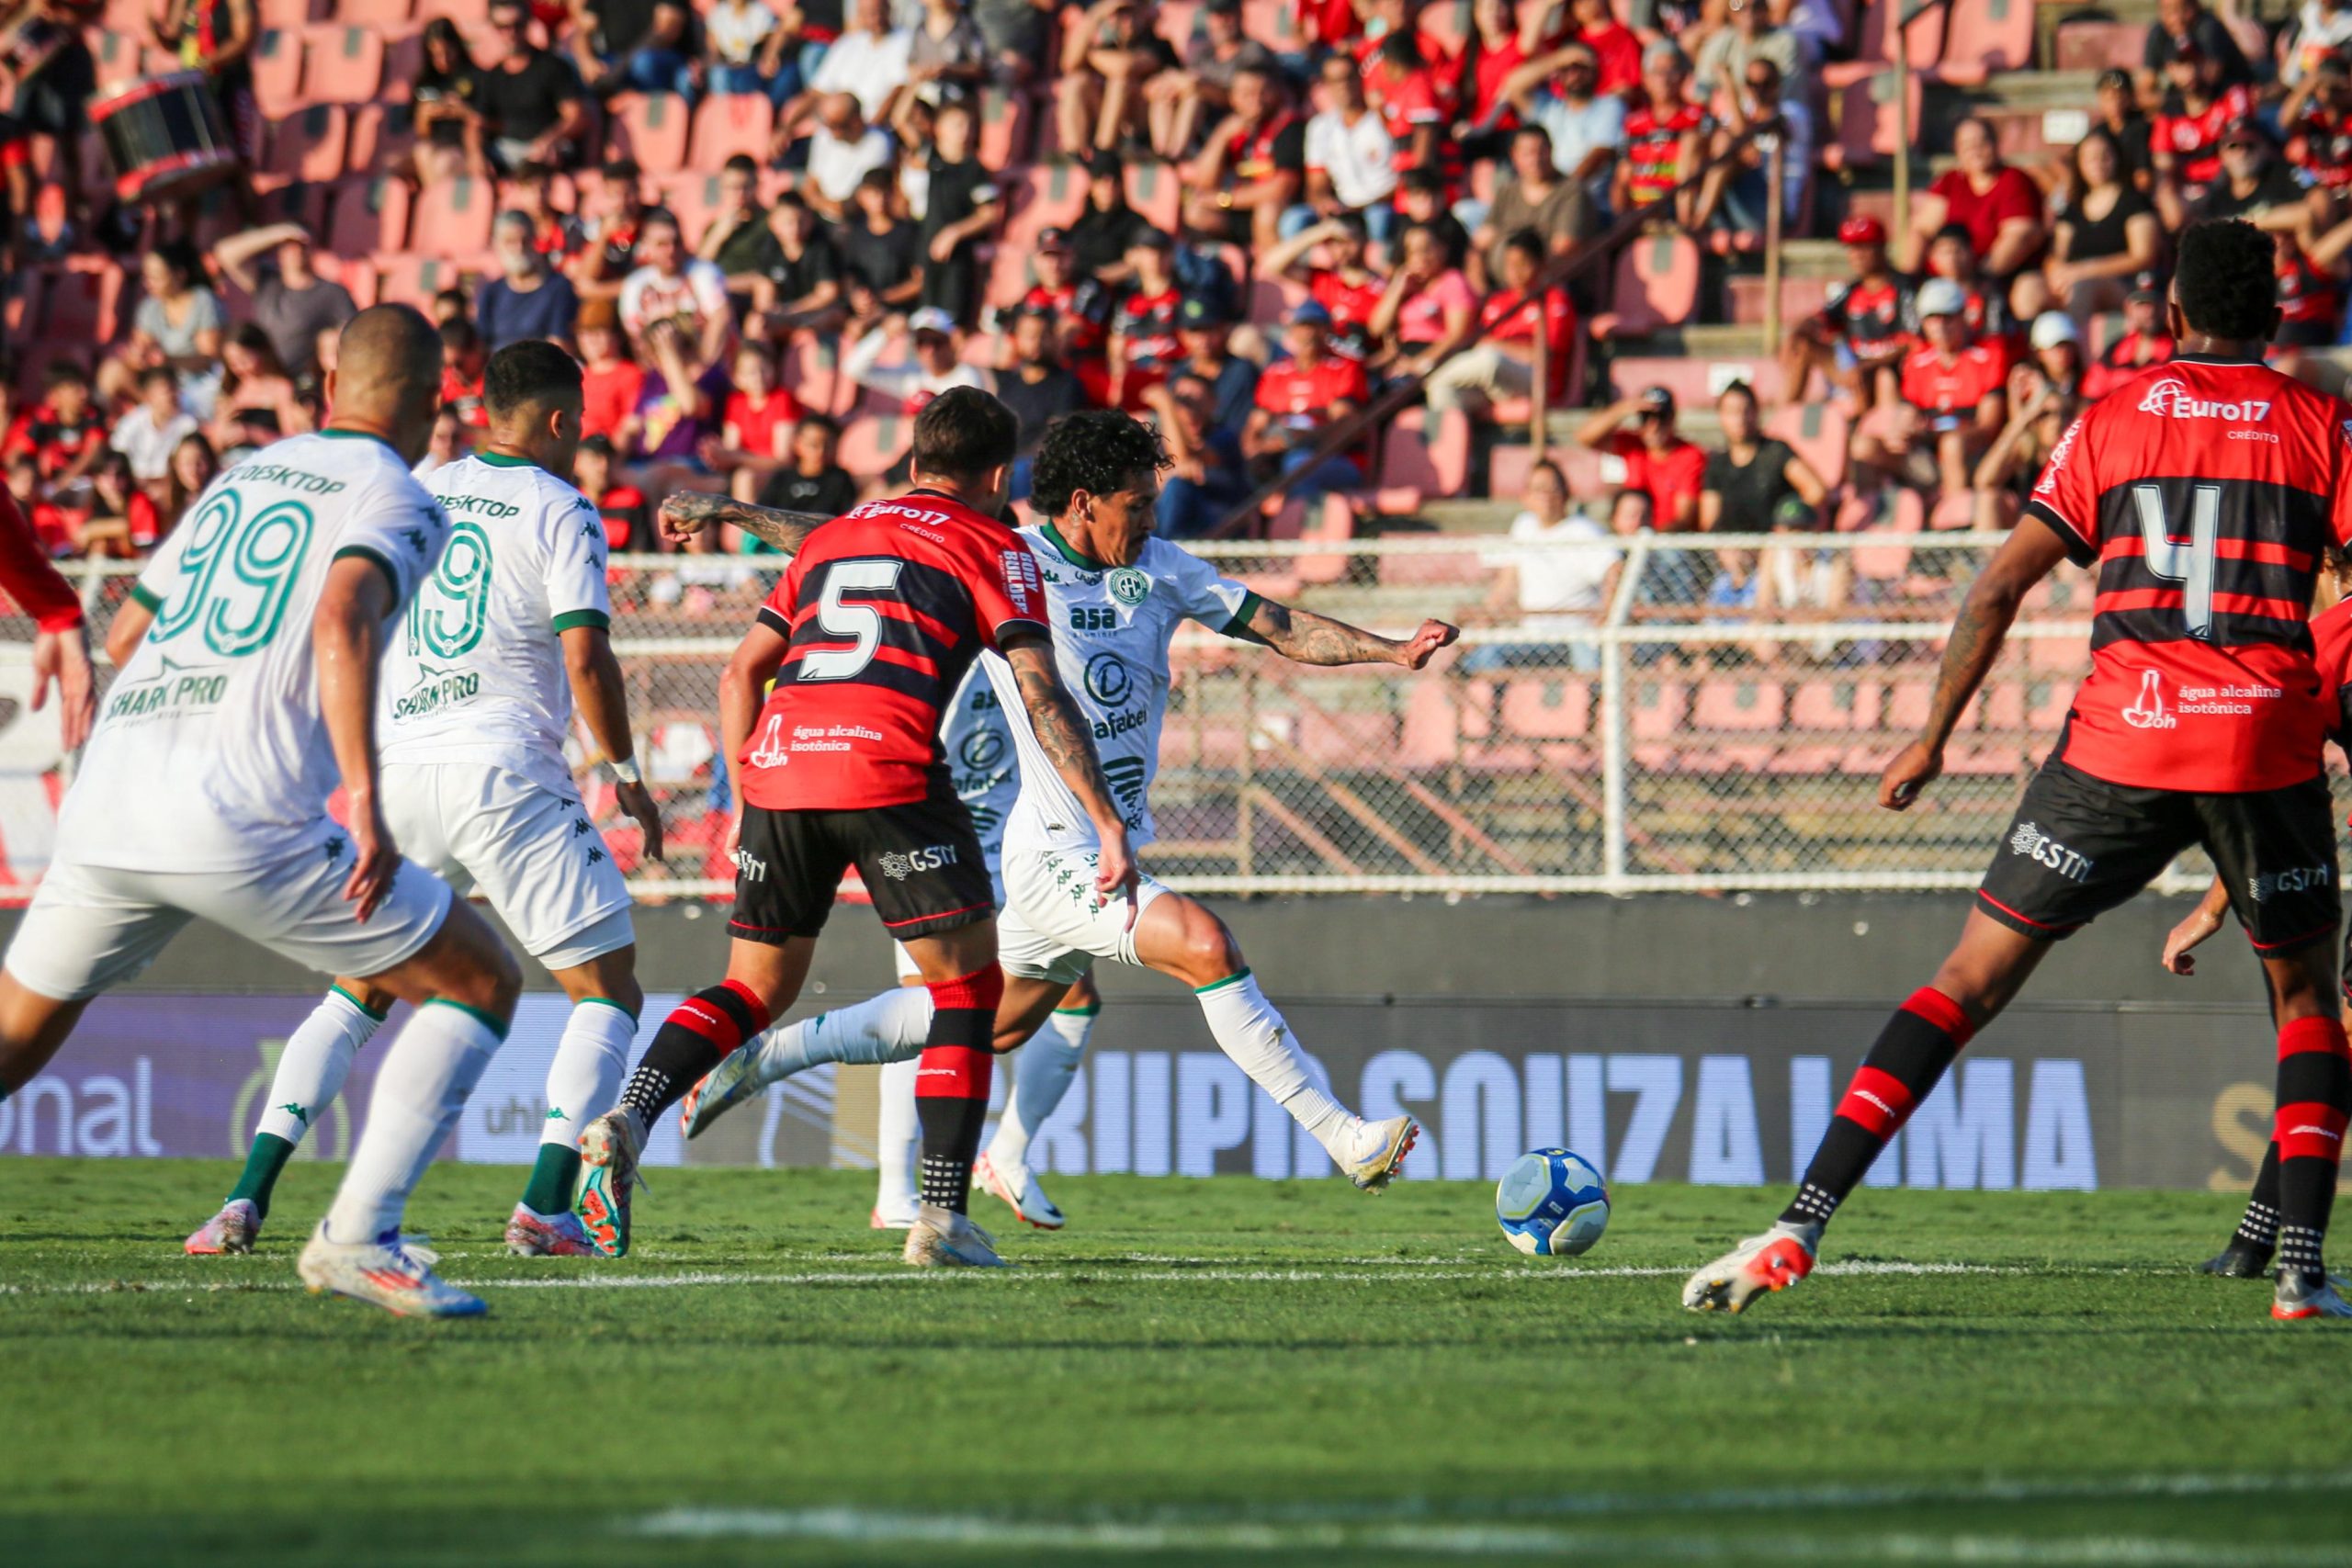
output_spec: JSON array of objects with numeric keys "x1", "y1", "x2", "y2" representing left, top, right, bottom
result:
[
  {"x1": 718, "y1": 342, "x2": 804, "y2": 501},
  {"x1": 0, "y1": 486, "x2": 91, "y2": 751},
  {"x1": 1570, "y1": 0, "x2": 1643, "y2": 96},
  {"x1": 1243, "y1": 301, "x2": 1372, "y2": 504},
  {"x1": 2151, "y1": 42, "x2": 2254, "y2": 201},
  {"x1": 2082, "y1": 270, "x2": 2177, "y2": 400},
  {"x1": 576, "y1": 299, "x2": 646, "y2": 442},
  {"x1": 1917, "y1": 117, "x2": 2046, "y2": 292},
  {"x1": 2287, "y1": 52, "x2": 2352, "y2": 197},
  {"x1": 1261, "y1": 210, "x2": 1388, "y2": 361},
  {"x1": 1424, "y1": 228, "x2": 1577, "y2": 417},
  {"x1": 1182, "y1": 64, "x2": 1306, "y2": 251},
  {"x1": 6, "y1": 362, "x2": 107, "y2": 488},
  {"x1": 1297, "y1": 0, "x2": 1359, "y2": 50},
  {"x1": 1613, "y1": 42, "x2": 1706, "y2": 223},
  {"x1": 1574, "y1": 384, "x2": 1707, "y2": 532},
  {"x1": 1782, "y1": 214, "x2": 1916, "y2": 406},
  {"x1": 1109, "y1": 231, "x2": 1185, "y2": 410},
  {"x1": 1854, "y1": 276, "x2": 2007, "y2": 497},
  {"x1": 438, "y1": 318, "x2": 490, "y2": 431},
  {"x1": 1366, "y1": 29, "x2": 1450, "y2": 180},
  {"x1": 1022, "y1": 228, "x2": 1115, "y2": 402},
  {"x1": 1924, "y1": 222, "x2": 2023, "y2": 369}
]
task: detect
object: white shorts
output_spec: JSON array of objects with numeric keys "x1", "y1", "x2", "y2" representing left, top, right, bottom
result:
[
  {"x1": 6, "y1": 823, "x2": 454, "y2": 1003},
  {"x1": 994, "y1": 841, "x2": 1171, "y2": 987},
  {"x1": 386, "y1": 761, "x2": 633, "y2": 971}
]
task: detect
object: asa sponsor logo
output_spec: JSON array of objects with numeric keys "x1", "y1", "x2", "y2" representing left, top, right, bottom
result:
[
  {"x1": 876, "y1": 843, "x2": 961, "y2": 880},
  {"x1": 2008, "y1": 820, "x2": 2093, "y2": 883},
  {"x1": 2122, "y1": 669, "x2": 2176, "y2": 730},
  {"x1": 2137, "y1": 377, "x2": 2271, "y2": 423},
  {"x1": 2250, "y1": 864, "x2": 2333, "y2": 903}
]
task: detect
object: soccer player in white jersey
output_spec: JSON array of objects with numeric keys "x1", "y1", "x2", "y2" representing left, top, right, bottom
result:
[
  {"x1": 0, "y1": 306, "x2": 523, "y2": 1318},
  {"x1": 678, "y1": 660, "x2": 1109, "y2": 1231},
  {"x1": 175, "y1": 342, "x2": 686, "y2": 1259},
  {"x1": 683, "y1": 409, "x2": 1456, "y2": 1202}
]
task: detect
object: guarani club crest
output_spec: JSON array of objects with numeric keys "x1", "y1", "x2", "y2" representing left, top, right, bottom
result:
[{"x1": 1106, "y1": 567, "x2": 1149, "y2": 607}]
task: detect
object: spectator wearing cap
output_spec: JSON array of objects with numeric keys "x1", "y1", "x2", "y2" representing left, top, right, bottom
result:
[
  {"x1": 1295, "y1": 52, "x2": 1400, "y2": 243},
  {"x1": 754, "y1": 194, "x2": 843, "y2": 329},
  {"x1": 479, "y1": 210, "x2": 582, "y2": 352},
  {"x1": 913, "y1": 98, "x2": 1001, "y2": 327},
  {"x1": 577, "y1": 299, "x2": 646, "y2": 442},
  {"x1": 2091, "y1": 68, "x2": 2154, "y2": 192},
  {"x1": 1612, "y1": 42, "x2": 1706, "y2": 225},
  {"x1": 479, "y1": 0, "x2": 590, "y2": 173},
  {"x1": 1020, "y1": 229, "x2": 1116, "y2": 401},
  {"x1": 1057, "y1": 0, "x2": 1180, "y2": 157},
  {"x1": 1244, "y1": 302, "x2": 1372, "y2": 506},
  {"x1": 2151, "y1": 41, "x2": 2255, "y2": 203},
  {"x1": 2170, "y1": 118, "x2": 2312, "y2": 232},
  {"x1": 1701, "y1": 380, "x2": 1826, "y2": 532},
  {"x1": 2286, "y1": 51, "x2": 2352, "y2": 197},
  {"x1": 2140, "y1": 0, "x2": 2254, "y2": 102},
  {"x1": 1141, "y1": 296, "x2": 1259, "y2": 434},
  {"x1": 1782, "y1": 216, "x2": 1915, "y2": 404},
  {"x1": 1108, "y1": 231, "x2": 1186, "y2": 410},
  {"x1": 1504, "y1": 41, "x2": 1623, "y2": 213},
  {"x1": 1923, "y1": 223, "x2": 2021, "y2": 368},
  {"x1": 571, "y1": 0, "x2": 698, "y2": 104},
  {"x1": 1915, "y1": 117, "x2": 2044, "y2": 288},
  {"x1": 1473, "y1": 124, "x2": 1587, "y2": 286},
  {"x1": 1574, "y1": 385, "x2": 1705, "y2": 532},
  {"x1": 1069, "y1": 150, "x2": 1154, "y2": 286},
  {"x1": 2048, "y1": 130, "x2": 2161, "y2": 314},
  {"x1": 846, "y1": 306, "x2": 993, "y2": 418},
  {"x1": 1688, "y1": 54, "x2": 1810, "y2": 237},
  {"x1": 619, "y1": 212, "x2": 736, "y2": 368},
  {"x1": 1183, "y1": 65, "x2": 1308, "y2": 252},
  {"x1": 756, "y1": 414, "x2": 860, "y2": 526},
  {"x1": 2081, "y1": 271, "x2": 2176, "y2": 400},
  {"x1": 1147, "y1": 0, "x2": 1276, "y2": 162},
  {"x1": 1154, "y1": 367, "x2": 1254, "y2": 540},
  {"x1": 1261, "y1": 211, "x2": 1388, "y2": 362},
  {"x1": 212, "y1": 223, "x2": 357, "y2": 384},
  {"x1": 1424, "y1": 229, "x2": 1575, "y2": 418},
  {"x1": 1854, "y1": 276, "x2": 2006, "y2": 499},
  {"x1": 998, "y1": 306, "x2": 1091, "y2": 501},
  {"x1": 1369, "y1": 221, "x2": 1477, "y2": 378},
  {"x1": 2015, "y1": 311, "x2": 2086, "y2": 407}
]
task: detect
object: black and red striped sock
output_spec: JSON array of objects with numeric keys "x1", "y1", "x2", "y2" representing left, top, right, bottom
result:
[
  {"x1": 616, "y1": 980, "x2": 772, "y2": 1126},
  {"x1": 914, "y1": 965, "x2": 1003, "y2": 1215},
  {"x1": 2272, "y1": 1015, "x2": 2351, "y2": 1281},
  {"x1": 1781, "y1": 986, "x2": 1974, "y2": 1231}
]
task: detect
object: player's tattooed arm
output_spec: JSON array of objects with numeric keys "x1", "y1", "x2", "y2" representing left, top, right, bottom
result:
[
  {"x1": 1234, "y1": 597, "x2": 1460, "y2": 669},
  {"x1": 1881, "y1": 519, "x2": 2073, "y2": 811},
  {"x1": 656, "y1": 491, "x2": 828, "y2": 556}
]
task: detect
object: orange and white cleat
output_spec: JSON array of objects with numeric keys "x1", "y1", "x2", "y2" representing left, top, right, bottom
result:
[
  {"x1": 976, "y1": 1152, "x2": 1066, "y2": 1230},
  {"x1": 297, "y1": 1225, "x2": 485, "y2": 1318},
  {"x1": 1342, "y1": 1115, "x2": 1419, "y2": 1192},
  {"x1": 2272, "y1": 1272, "x2": 2352, "y2": 1320},
  {"x1": 1682, "y1": 1222, "x2": 1821, "y2": 1314},
  {"x1": 504, "y1": 1203, "x2": 599, "y2": 1258},
  {"x1": 185, "y1": 1199, "x2": 261, "y2": 1257}
]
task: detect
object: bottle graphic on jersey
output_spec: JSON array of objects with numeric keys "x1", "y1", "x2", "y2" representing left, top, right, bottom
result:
[
  {"x1": 2122, "y1": 670, "x2": 2177, "y2": 730},
  {"x1": 747, "y1": 712, "x2": 790, "y2": 767}
]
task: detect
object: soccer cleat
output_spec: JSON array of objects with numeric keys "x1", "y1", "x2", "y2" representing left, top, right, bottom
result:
[
  {"x1": 184, "y1": 1199, "x2": 261, "y2": 1257},
  {"x1": 1681, "y1": 1221, "x2": 1822, "y2": 1314},
  {"x1": 1341, "y1": 1115, "x2": 1419, "y2": 1192},
  {"x1": 2199, "y1": 1236, "x2": 2276, "y2": 1279},
  {"x1": 678, "y1": 1044, "x2": 763, "y2": 1140},
  {"x1": 902, "y1": 1204, "x2": 1007, "y2": 1268},
  {"x1": 504, "y1": 1203, "x2": 598, "y2": 1258},
  {"x1": 976, "y1": 1152, "x2": 1066, "y2": 1230},
  {"x1": 2273, "y1": 1271, "x2": 2352, "y2": 1320},
  {"x1": 297, "y1": 1225, "x2": 486, "y2": 1318},
  {"x1": 871, "y1": 1196, "x2": 919, "y2": 1231},
  {"x1": 574, "y1": 1110, "x2": 647, "y2": 1258}
]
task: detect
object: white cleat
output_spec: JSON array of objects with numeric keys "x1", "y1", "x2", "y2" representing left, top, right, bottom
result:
[
  {"x1": 185, "y1": 1198, "x2": 261, "y2": 1256},
  {"x1": 298, "y1": 1225, "x2": 486, "y2": 1318},
  {"x1": 871, "y1": 1195, "x2": 919, "y2": 1230},
  {"x1": 976, "y1": 1152, "x2": 1066, "y2": 1230},
  {"x1": 504, "y1": 1203, "x2": 599, "y2": 1258},
  {"x1": 678, "y1": 1045, "x2": 763, "y2": 1140},
  {"x1": 1682, "y1": 1222, "x2": 1822, "y2": 1314},
  {"x1": 903, "y1": 1203, "x2": 1007, "y2": 1268},
  {"x1": 1341, "y1": 1115, "x2": 1419, "y2": 1192},
  {"x1": 2273, "y1": 1271, "x2": 2352, "y2": 1320},
  {"x1": 575, "y1": 1110, "x2": 647, "y2": 1258}
]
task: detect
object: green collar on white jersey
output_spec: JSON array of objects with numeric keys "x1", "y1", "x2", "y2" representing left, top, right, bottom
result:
[
  {"x1": 475, "y1": 450, "x2": 539, "y2": 470},
  {"x1": 319, "y1": 428, "x2": 400, "y2": 456},
  {"x1": 1038, "y1": 520, "x2": 1105, "y2": 570}
]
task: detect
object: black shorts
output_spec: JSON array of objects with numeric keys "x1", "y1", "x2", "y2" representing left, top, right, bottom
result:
[
  {"x1": 728, "y1": 779, "x2": 995, "y2": 946},
  {"x1": 1976, "y1": 757, "x2": 2340, "y2": 953}
]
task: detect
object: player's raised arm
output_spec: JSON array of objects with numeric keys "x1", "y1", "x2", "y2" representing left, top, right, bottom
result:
[
  {"x1": 657, "y1": 489, "x2": 831, "y2": 555},
  {"x1": 1229, "y1": 598, "x2": 1459, "y2": 669},
  {"x1": 1879, "y1": 515, "x2": 2073, "y2": 812}
]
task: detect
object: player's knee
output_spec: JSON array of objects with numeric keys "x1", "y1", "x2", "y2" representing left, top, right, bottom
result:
[
  {"x1": 1173, "y1": 907, "x2": 1245, "y2": 988},
  {"x1": 447, "y1": 942, "x2": 524, "y2": 1021},
  {"x1": 597, "y1": 972, "x2": 646, "y2": 1022}
]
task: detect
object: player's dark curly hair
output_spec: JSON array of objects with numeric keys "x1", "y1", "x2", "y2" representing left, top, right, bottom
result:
[
  {"x1": 2173, "y1": 219, "x2": 2278, "y2": 342},
  {"x1": 483, "y1": 338, "x2": 583, "y2": 420},
  {"x1": 1028, "y1": 410, "x2": 1170, "y2": 520}
]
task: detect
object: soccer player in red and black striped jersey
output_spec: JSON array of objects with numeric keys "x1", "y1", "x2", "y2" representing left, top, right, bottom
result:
[
  {"x1": 1687, "y1": 220, "x2": 2352, "y2": 1322},
  {"x1": 577, "y1": 389, "x2": 1137, "y2": 1269}
]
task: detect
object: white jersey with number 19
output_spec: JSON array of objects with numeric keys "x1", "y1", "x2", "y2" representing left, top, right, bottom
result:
[{"x1": 58, "y1": 431, "x2": 451, "y2": 874}]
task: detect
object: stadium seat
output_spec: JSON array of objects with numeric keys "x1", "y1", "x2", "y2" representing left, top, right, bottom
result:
[
  {"x1": 2054, "y1": 19, "x2": 2146, "y2": 72},
  {"x1": 338, "y1": 0, "x2": 417, "y2": 27},
  {"x1": 609, "y1": 93, "x2": 692, "y2": 175},
  {"x1": 1377, "y1": 408, "x2": 1469, "y2": 499},
  {"x1": 1765, "y1": 402, "x2": 1849, "y2": 490},
  {"x1": 975, "y1": 85, "x2": 1031, "y2": 171},
  {"x1": 837, "y1": 413, "x2": 913, "y2": 475},
  {"x1": 251, "y1": 28, "x2": 304, "y2": 117},
  {"x1": 1609, "y1": 355, "x2": 1781, "y2": 408},
  {"x1": 1397, "y1": 681, "x2": 1466, "y2": 769},
  {"x1": 1727, "y1": 275, "x2": 1826, "y2": 329},
  {"x1": 1844, "y1": 486, "x2": 1923, "y2": 581},
  {"x1": 688, "y1": 95, "x2": 774, "y2": 170},
  {"x1": 28, "y1": 264, "x2": 126, "y2": 355},
  {"x1": 1824, "y1": 69, "x2": 1923, "y2": 172},
  {"x1": 1500, "y1": 679, "x2": 1593, "y2": 742},
  {"x1": 345, "y1": 102, "x2": 417, "y2": 175},
  {"x1": 659, "y1": 173, "x2": 721, "y2": 240},
  {"x1": 1419, "y1": 0, "x2": 1472, "y2": 56},
  {"x1": 1124, "y1": 160, "x2": 1184, "y2": 235},
  {"x1": 1627, "y1": 680, "x2": 1689, "y2": 745},
  {"x1": 325, "y1": 175, "x2": 414, "y2": 257},
  {"x1": 260, "y1": 104, "x2": 349, "y2": 186},
  {"x1": 1789, "y1": 679, "x2": 1880, "y2": 734},
  {"x1": 409, "y1": 175, "x2": 498, "y2": 257},
  {"x1": 1588, "y1": 234, "x2": 1699, "y2": 336},
  {"x1": 1247, "y1": 276, "x2": 1308, "y2": 325},
  {"x1": 1238, "y1": 0, "x2": 1306, "y2": 51},
  {"x1": 303, "y1": 25, "x2": 387, "y2": 102},
  {"x1": 1934, "y1": 0, "x2": 2035, "y2": 82},
  {"x1": 1824, "y1": 0, "x2": 1942, "y2": 84},
  {"x1": 257, "y1": 0, "x2": 322, "y2": 29},
  {"x1": 371, "y1": 254, "x2": 474, "y2": 310}
]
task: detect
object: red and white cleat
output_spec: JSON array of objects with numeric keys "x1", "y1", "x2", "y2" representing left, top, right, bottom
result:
[
  {"x1": 504, "y1": 1203, "x2": 599, "y2": 1258},
  {"x1": 298, "y1": 1225, "x2": 485, "y2": 1318},
  {"x1": 977, "y1": 1152, "x2": 1066, "y2": 1230},
  {"x1": 1682, "y1": 1222, "x2": 1821, "y2": 1314},
  {"x1": 185, "y1": 1199, "x2": 261, "y2": 1257},
  {"x1": 2272, "y1": 1272, "x2": 2352, "y2": 1320},
  {"x1": 1342, "y1": 1115, "x2": 1419, "y2": 1192}
]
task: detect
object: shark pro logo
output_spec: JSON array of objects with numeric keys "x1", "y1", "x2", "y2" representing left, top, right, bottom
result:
[{"x1": 2009, "y1": 820, "x2": 2092, "y2": 883}]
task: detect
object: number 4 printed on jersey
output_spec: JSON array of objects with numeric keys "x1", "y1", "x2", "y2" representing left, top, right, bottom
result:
[{"x1": 2131, "y1": 482, "x2": 2219, "y2": 639}]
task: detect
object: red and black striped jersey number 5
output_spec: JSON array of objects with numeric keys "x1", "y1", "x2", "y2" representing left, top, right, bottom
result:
[{"x1": 798, "y1": 558, "x2": 907, "y2": 682}]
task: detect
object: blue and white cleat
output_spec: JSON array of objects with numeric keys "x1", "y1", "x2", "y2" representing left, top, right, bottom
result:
[
  {"x1": 186, "y1": 1198, "x2": 261, "y2": 1256},
  {"x1": 575, "y1": 1109, "x2": 646, "y2": 1258},
  {"x1": 298, "y1": 1225, "x2": 486, "y2": 1317},
  {"x1": 903, "y1": 1205, "x2": 1006, "y2": 1268},
  {"x1": 678, "y1": 1045, "x2": 763, "y2": 1140},
  {"x1": 977, "y1": 1152, "x2": 1066, "y2": 1230},
  {"x1": 1341, "y1": 1115, "x2": 1419, "y2": 1192}
]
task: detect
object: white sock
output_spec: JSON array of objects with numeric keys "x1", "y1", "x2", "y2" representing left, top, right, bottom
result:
[
  {"x1": 874, "y1": 1055, "x2": 921, "y2": 1214},
  {"x1": 323, "y1": 1000, "x2": 504, "y2": 1244},
  {"x1": 988, "y1": 1004, "x2": 1093, "y2": 1175},
  {"x1": 751, "y1": 986, "x2": 933, "y2": 1081},
  {"x1": 1194, "y1": 970, "x2": 1356, "y2": 1159},
  {"x1": 255, "y1": 987, "x2": 383, "y2": 1147},
  {"x1": 539, "y1": 998, "x2": 638, "y2": 1156}
]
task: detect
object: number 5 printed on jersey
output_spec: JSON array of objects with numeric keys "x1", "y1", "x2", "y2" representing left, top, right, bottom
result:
[
  {"x1": 799, "y1": 558, "x2": 906, "y2": 681},
  {"x1": 150, "y1": 489, "x2": 316, "y2": 657},
  {"x1": 406, "y1": 521, "x2": 493, "y2": 659}
]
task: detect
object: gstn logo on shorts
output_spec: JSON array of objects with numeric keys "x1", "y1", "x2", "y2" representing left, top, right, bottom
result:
[
  {"x1": 733, "y1": 848, "x2": 768, "y2": 882},
  {"x1": 2250, "y1": 865, "x2": 2333, "y2": 903},
  {"x1": 2009, "y1": 820, "x2": 2092, "y2": 883},
  {"x1": 878, "y1": 843, "x2": 961, "y2": 880}
]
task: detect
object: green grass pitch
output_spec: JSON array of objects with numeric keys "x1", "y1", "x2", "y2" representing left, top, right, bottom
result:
[{"x1": 8, "y1": 1159, "x2": 2352, "y2": 1567}]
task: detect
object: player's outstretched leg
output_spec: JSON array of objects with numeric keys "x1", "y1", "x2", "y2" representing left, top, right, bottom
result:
[
  {"x1": 509, "y1": 949, "x2": 642, "y2": 1258},
  {"x1": 1131, "y1": 894, "x2": 1415, "y2": 1191},
  {"x1": 900, "y1": 921, "x2": 1011, "y2": 1268},
  {"x1": 187, "y1": 982, "x2": 390, "y2": 1256},
  {"x1": 873, "y1": 1055, "x2": 922, "y2": 1229},
  {"x1": 299, "y1": 900, "x2": 523, "y2": 1318},
  {"x1": 978, "y1": 975, "x2": 1100, "y2": 1230},
  {"x1": 679, "y1": 985, "x2": 933, "y2": 1138},
  {"x1": 1685, "y1": 910, "x2": 2045, "y2": 1314}
]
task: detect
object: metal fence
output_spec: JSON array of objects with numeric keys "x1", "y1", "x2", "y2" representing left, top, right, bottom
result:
[{"x1": 1, "y1": 530, "x2": 2289, "y2": 898}]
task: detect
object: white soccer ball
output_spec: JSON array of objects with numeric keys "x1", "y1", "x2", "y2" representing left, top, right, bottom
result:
[{"x1": 1495, "y1": 1147, "x2": 1610, "y2": 1258}]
